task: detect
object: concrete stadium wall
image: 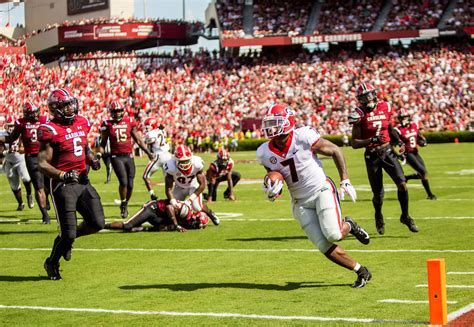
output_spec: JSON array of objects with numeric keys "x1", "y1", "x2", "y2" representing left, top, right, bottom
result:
[
  {"x1": 0, "y1": 26, "x2": 25, "y2": 40},
  {"x1": 25, "y1": 28, "x2": 58, "y2": 54},
  {"x1": 25, "y1": 0, "x2": 134, "y2": 34}
]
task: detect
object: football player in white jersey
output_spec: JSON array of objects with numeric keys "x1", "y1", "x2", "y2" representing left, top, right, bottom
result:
[
  {"x1": 257, "y1": 104, "x2": 371, "y2": 288},
  {"x1": 164, "y1": 145, "x2": 220, "y2": 225},
  {"x1": 0, "y1": 117, "x2": 34, "y2": 211},
  {"x1": 142, "y1": 118, "x2": 172, "y2": 200}
]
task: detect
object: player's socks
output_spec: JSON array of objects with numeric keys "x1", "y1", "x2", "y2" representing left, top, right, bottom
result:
[
  {"x1": 40, "y1": 207, "x2": 50, "y2": 224},
  {"x1": 422, "y1": 180, "x2": 436, "y2": 199},
  {"x1": 12, "y1": 189, "x2": 24, "y2": 210},
  {"x1": 397, "y1": 189, "x2": 409, "y2": 218}
]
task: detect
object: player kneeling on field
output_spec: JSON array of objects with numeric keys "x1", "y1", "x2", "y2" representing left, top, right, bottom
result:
[
  {"x1": 205, "y1": 148, "x2": 240, "y2": 203},
  {"x1": 257, "y1": 103, "x2": 372, "y2": 288},
  {"x1": 104, "y1": 200, "x2": 209, "y2": 232}
]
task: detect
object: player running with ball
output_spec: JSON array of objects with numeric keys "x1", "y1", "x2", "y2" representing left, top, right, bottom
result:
[{"x1": 257, "y1": 104, "x2": 372, "y2": 288}]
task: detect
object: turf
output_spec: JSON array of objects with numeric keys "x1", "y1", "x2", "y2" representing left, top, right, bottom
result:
[{"x1": 0, "y1": 143, "x2": 473, "y2": 326}]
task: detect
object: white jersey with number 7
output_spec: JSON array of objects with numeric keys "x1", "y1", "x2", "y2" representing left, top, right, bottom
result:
[{"x1": 256, "y1": 126, "x2": 327, "y2": 200}]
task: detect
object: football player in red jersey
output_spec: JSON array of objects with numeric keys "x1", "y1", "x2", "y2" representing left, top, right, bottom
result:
[
  {"x1": 394, "y1": 110, "x2": 436, "y2": 200},
  {"x1": 205, "y1": 148, "x2": 240, "y2": 203},
  {"x1": 104, "y1": 200, "x2": 209, "y2": 232},
  {"x1": 38, "y1": 88, "x2": 104, "y2": 280},
  {"x1": 97, "y1": 101, "x2": 154, "y2": 218},
  {"x1": 0, "y1": 102, "x2": 51, "y2": 223},
  {"x1": 350, "y1": 82, "x2": 418, "y2": 235}
]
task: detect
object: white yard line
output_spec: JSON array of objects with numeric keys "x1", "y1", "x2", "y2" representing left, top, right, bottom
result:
[
  {"x1": 378, "y1": 299, "x2": 457, "y2": 304},
  {"x1": 448, "y1": 303, "x2": 474, "y2": 321},
  {"x1": 0, "y1": 304, "x2": 426, "y2": 324},
  {"x1": 416, "y1": 284, "x2": 474, "y2": 289},
  {"x1": 0, "y1": 248, "x2": 473, "y2": 253},
  {"x1": 447, "y1": 272, "x2": 474, "y2": 275}
]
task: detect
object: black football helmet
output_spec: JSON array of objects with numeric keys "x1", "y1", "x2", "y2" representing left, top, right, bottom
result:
[
  {"x1": 108, "y1": 101, "x2": 125, "y2": 121},
  {"x1": 398, "y1": 109, "x2": 411, "y2": 127},
  {"x1": 23, "y1": 101, "x2": 40, "y2": 122},
  {"x1": 47, "y1": 88, "x2": 78, "y2": 124},
  {"x1": 356, "y1": 82, "x2": 378, "y2": 111}
]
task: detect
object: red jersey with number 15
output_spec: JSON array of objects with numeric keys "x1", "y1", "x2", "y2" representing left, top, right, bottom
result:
[
  {"x1": 38, "y1": 115, "x2": 91, "y2": 175},
  {"x1": 100, "y1": 116, "x2": 136, "y2": 155},
  {"x1": 395, "y1": 122, "x2": 419, "y2": 154},
  {"x1": 357, "y1": 101, "x2": 393, "y2": 150},
  {"x1": 10, "y1": 116, "x2": 48, "y2": 155}
]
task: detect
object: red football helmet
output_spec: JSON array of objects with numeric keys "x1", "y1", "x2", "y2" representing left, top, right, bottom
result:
[
  {"x1": 398, "y1": 109, "x2": 411, "y2": 127},
  {"x1": 23, "y1": 101, "x2": 40, "y2": 122},
  {"x1": 356, "y1": 82, "x2": 378, "y2": 110},
  {"x1": 5, "y1": 116, "x2": 15, "y2": 133},
  {"x1": 144, "y1": 117, "x2": 158, "y2": 132},
  {"x1": 189, "y1": 212, "x2": 209, "y2": 229},
  {"x1": 174, "y1": 145, "x2": 193, "y2": 174},
  {"x1": 261, "y1": 104, "x2": 295, "y2": 139},
  {"x1": 108, "y1": 101, "x2": 125, "y2": 121},
  {"x1": 178, "y1": 201, "x2": 192, "y2": 219},
  {"x1": 217, "y1": 148, "x2": 230, "y2": 165},
  {"x1": 47, "y1": 88, "x2": 78, "y2": 124}
]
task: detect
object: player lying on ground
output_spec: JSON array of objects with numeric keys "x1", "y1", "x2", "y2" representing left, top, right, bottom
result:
[{"x1": 104, "y1": 200, "x2": 209, "y2": 232}]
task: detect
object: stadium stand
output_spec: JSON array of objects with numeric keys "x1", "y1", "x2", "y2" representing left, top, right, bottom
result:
[{"x1": 443, "y1": 0, "x2": 473, "y2": 28}]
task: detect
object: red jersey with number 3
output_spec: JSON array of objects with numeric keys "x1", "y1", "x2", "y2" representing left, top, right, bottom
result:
[
  {"x1": 38, "y1": 115, "x2": 91, "y2": 175},
  {"x1": 357, "y1": 101, "x2": 393, "y2": 150},
  {"x1": 11, "y1": 116, "x2": 48, "y2": 155},
  {"x1": 395, "y1": 122, "x2": 419, "y2": 154},
  {"x1": 100, "y1": 116, "x2": 136, "y2": 155}
]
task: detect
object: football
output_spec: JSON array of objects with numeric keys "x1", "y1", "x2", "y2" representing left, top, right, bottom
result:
[{"x1": 264, "y1": 171, "x2": 285, "y2": 185}]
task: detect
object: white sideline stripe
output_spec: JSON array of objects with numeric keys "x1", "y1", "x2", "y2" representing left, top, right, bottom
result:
[
  {"x1": 448, "y1": 303, "x2": 474, "y2": 321},
  {"x1": 416, "y1": 284, "x2": 474, "y2": 289},
  {"x1": 0, "y1": 248, "x2": 473, "y2": 254},
  {"x1": 0, "y1": 304, "x2": 426, "y2": 324},
  {"x1": 219, "y1": 216, "x2": 474, "y2": 221},
  {"x1": 378, "y1": 299, "x2": 457, "y2": 304},
  {"x1": 447, "y1": 272, "x2": 474, "y2": 275}
]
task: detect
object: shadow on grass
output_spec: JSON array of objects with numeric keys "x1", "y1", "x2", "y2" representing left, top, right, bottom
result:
[
  {"x1": 227, "y1": 236, "x2": 307, "y2": 242},
  {"x1": 0, "y1": 275, "x2": 49, "y2": 282},
  {"x1": 120, "y1": 281, "x2": 349, "y2": 291}
]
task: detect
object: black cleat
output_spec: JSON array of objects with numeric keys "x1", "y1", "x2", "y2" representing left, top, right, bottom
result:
[
  {"x1": 17, "y1": 203, "x2": 25, "y2": 211},
  {"x1": 208, "y1": 211, "x2": 220, "y2": 226},
  {"x1": 120, "y1": 202, "x2": 128, "y2": 218},
  {"x1": 27, "y1": 194, "x2": 34, "y2": 209},
  {"x1": 44, "y1": 258, "x2": 62, "y2": 280},
  {"x1": 150, "y1": 194, "x2": 158, "y2": 201},
  {"x1": 375, "y1": 214, "x2": 385, "y2": 235},
  {"x1": 400, "y1": 215, "x2": 419, "y2": 233},
  {"x1": 42, "y1": 216, "x2": 51, "y2": 224},
  {"x1": 427, "y1": 194, "x2": 437, "y2": 200},
  {"x1": 353, "y1": 266, "x2": 372, "y2": 288},
  {"x1": 344, "y1": 216, "x2": 370, "y2": 245}
]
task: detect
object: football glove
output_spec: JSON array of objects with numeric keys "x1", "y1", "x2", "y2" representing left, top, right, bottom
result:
[
  {"x1": 90, "y1": 156, "x2": 101, "y2": 171},
  {"x1": 61, "y1": 170, "x2": 79, "y2": 183},
  {"x1": 348, "y1": 107, "x2": 364, "y2": 125},
  {"x1": 398, "y1": 143, "x2": 406, "y2": 155},
  {"x1": 339, "y1": 179, "x2": 357, "y2": 202},
  {"x1": 263, "y1": 179, "x2": 283, "y2": 202}
]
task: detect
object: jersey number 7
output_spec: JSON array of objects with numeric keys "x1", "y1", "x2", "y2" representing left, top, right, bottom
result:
[{"x1": 281, "y1": 157, "x2": 298, "y2": 183}]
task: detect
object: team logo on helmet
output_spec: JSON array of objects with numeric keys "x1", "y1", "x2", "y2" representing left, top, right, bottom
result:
[
  {"x1": 144, "y1": 117, "x2": 158, "y2": 132},
  {"x1": 261, "y1": 103, "x2": 296, "y2": 139}
]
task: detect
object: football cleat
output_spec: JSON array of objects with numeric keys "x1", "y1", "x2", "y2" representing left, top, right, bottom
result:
[
  {"x1": 42, "y1": 215, "x2": 51, "y2": 225},
  {"x1": 427, "y1": 194, "x2": 437, "y2": 200},
  {"x1": 208, "y1": 211, "x2": 220, "y2": 226},
  {"x1": 150, "y1": 194, "x2": 158, "y2": 201},
  {"x1": 120, "y1": 202, "x2": 128, "y2": 218},
  {"x1": 44, "y1": 258, "x2": 62, "y2": 280},
  {"x1": 352, "y1": 266, "x2": 372, "y2": 288},
  {"x1": 27, "y1": 194, "x2": 34, "y2": 209},
  {"x1": 17, "y1": 203, "x2": 25, "y2": 211},
  {"x1": 344, "y1": 216, "x2": 370, "y2": 245},
  {"x1": 375, "y1": 214, "x2": 385, "y2": 235},
  {"x1": 400, "y1": 215, "x2": 419, "y2": 233}
]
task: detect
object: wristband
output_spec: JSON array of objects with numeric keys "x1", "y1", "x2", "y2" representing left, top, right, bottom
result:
[
  {"x1": 59, "y1": 171, "x2": 66, "y2": 180},
  {"x1": 188, "y1": 193, "x2": 197, "y2": 202},
  {"x1": 170, "y1": 199, "x2": 178, "y2": 207}
]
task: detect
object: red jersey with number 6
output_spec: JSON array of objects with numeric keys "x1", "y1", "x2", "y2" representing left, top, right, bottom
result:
[
  {"x1": 38, "y1": 114, "x2": 91, "y2": 175},
  {"x1": 395, "y1": 122, "x2": 419, "y2": 154},
  {"x1": 100, "y1": 116, "x2": 136, "y2": 155},
  {"x1": 357, "y1": 101, "x2": 393, "y2": 150},
  {"x1": 9, "y1": 116, "x2": 48, "y2": 155}
]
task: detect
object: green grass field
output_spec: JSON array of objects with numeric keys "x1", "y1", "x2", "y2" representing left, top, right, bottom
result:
[{"x1": 0, "y1": 143, "x2": 473, "y2": 326}]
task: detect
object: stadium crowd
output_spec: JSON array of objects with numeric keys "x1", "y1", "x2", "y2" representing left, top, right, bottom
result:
[
  {"x1": 0, "y1": 41, "x2": 472, "y2": 148},
  {"x1": 383, "y1": 0, "x2": 449, "y2": 31}
]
